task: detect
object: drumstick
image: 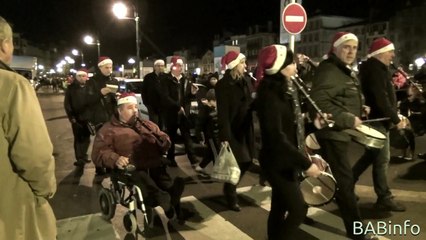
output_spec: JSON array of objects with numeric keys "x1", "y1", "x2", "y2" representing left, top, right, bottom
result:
[{"x1": 362, "y1": 117, "x2": 390, "y2": 123}]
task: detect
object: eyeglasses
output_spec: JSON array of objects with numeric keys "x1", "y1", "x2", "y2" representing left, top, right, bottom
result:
[{"x1": 77, "y1": 74, "x2": 87, "y2": 77}]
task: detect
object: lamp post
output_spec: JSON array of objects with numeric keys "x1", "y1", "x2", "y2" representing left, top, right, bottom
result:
[
  {"x1": 83, "y1": 35, "x2": 101, "y2": 59},
  {"x1": 71, "y1": 49, "x2": 85, "y2": 67},
  {"x1": 113, "y1": 2, "x2": 140, "y2": 78}
]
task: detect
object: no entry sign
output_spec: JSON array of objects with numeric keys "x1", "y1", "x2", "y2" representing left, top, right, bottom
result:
[{"x1": 282, "y1": 3, "x2": 307, "y2": 35}]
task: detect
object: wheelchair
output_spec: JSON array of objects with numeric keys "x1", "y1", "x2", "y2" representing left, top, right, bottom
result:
[{"x1": 98, "y1": 164, "x2": 172, "y2": 240}]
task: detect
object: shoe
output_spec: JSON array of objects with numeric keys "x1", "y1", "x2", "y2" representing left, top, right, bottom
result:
[
  {"x1": 374, "y1": 197, "x2": 406, "y2": 212},
  {"x1": 73, "y1": 161, "x2": 85, "y2": 167},
  {"x1": 195, "y1": 165, "x2": 208, "y2": 175},
  {"x1": 349, "y1": 233, "x2": 379, "y2": 240},
  {"x1": 418, "y1": 153, "x2": 426, "y2": 159},
  {"x1": 168, "y1": 160, "x2": 178, "y2": 167},
  {"x1": 303, "y1": 216, "x2": 315, "y2": 225},
  {"x1": 170, "y1": 177, "x2": 185, "y2": 206},
  {"x1": 228, "y1": 203, "x2": 241, "y2": 212},
  {"x1": 188, "y1": 155, "x2": 200, "y2": 166}
]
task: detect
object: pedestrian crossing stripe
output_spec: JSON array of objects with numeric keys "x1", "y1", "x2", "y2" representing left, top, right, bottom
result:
[{"x1": 57, "y1": 185, "x2": 395, "y2": 240}]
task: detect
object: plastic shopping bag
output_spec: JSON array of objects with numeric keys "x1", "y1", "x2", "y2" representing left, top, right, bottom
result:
[{"x1": 211, "y1": 142, "x2": 241, "y2": 185}]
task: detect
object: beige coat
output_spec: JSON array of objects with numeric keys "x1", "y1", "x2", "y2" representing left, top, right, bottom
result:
[{"x1": 0, "y1": 65, "x2": 57, "y2": 240}]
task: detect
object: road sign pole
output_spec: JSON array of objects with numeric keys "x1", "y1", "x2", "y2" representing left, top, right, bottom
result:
[{"x1": 289, "y1": 0, "x2": 295, "y2": 52}]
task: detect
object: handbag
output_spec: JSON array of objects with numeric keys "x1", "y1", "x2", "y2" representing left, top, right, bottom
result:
[{"x1": 211, "y1": 142, "x2": 241, "y2": 185}]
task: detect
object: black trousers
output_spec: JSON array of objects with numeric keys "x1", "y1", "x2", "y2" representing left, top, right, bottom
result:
[
  {"x1": 165, "y1": 113, "x2": 195, "y2": 162},
  {"x1": 127, "y1": 167, "x2": 174, "y2": 212},
  {"x1": 199, "y1": 138, "x2": 219, "y2": 168},
  {"x1": 317, "y1": 138, "x2": 362, "y2": 238},
  {"x1": 263, "y1": 168, "x2": 307, "y2": 240},
  {"x1": 71, "y1": 122, "x2": 91, "y2": 162},
  {"x1": 223, "y1": 161, "x2": 251, "y2": 205}
]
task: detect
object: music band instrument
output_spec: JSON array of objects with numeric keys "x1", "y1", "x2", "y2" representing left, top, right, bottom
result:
[
  {"x1": 345, "y1": 124, "x2": 386, "y2": 149},
  {"x1": 300, "y1": 155, "x2": 337, "y2": 207},
  {"x1": 291, "y1": 74, "x2": 335, "y2": 128}
]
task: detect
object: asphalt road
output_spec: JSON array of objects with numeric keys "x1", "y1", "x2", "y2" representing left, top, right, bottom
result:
[{"x1": 36, "y1": 88, "x2": 426, "y2": 240}]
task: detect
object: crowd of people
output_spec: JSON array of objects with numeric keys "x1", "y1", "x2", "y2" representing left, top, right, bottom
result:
[{"x1": 2, "y1": 12, "x2": 426, "y2": 240}]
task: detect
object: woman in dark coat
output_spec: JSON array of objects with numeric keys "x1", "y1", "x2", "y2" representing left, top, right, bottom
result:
[
  {"x1": 215, "y1": 51, "x2": 255, "y2": 211},
  {"x1": 255, "y1": 45, "x2": 321, "y2": 240}
]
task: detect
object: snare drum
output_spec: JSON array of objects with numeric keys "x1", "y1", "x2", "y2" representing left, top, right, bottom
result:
[
  {"x1": 345, "y1": 124, "x2": 386, "y2": 149},
  {"x1": 300, "y1": 171, "x2": 337, "y2": 207},
  {"x1": 300, "y1": 155, "x2": 337, "y2": 206}
]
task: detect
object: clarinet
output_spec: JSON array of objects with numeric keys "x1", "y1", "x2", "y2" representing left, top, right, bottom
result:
[
  {"x1": 291, "y1": 74, "x2": 335, "y2": 128},
  {"x1": 390, "y1": 63, "x2": 423, "y2": 93}
]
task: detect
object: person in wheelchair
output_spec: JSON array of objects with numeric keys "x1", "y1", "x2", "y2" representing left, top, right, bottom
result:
[{"x1": 92, "y1": 92, "x2": 185, "y2": 220}]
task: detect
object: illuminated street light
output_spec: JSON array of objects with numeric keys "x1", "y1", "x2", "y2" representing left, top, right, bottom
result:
[
  {"x1": 128, "y1": 58, "x2": 135, "y2": 64},
  {"x1": 113, "y1": 2, "x2": 140, "y2": 77},
  {"x1": 83, "y1": 35, "x2": 101, "y2": 59},
  {"x1": 72, "y1": 49, "x2": 85, "y2": 66}
]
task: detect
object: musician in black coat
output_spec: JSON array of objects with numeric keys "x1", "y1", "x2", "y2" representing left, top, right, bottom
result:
[
  {"x1": 353, "y1": 38, "x2": 406, "y2": 212},
  {"x1": 255, "y1": 45, "x2": 322, "y2": 240},
  {"x1": 159, "y1": 56, "x2": 198, "y2": 166},
  {"x1": 141, "y1": 59, "x2": 165, "y2": 126}
]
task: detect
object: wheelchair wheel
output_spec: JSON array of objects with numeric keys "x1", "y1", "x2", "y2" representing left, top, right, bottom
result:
[
  {"x1": 123, "y1": 212, "x2": 138, "y2": 233},
  {"x1": 99, "y1": 188, "x2": 116, "y2": 220}
]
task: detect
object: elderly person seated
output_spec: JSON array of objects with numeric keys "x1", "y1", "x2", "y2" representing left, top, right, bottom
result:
[{"x1": 92, "y1": 92, "x2": 184, "y2": 219}]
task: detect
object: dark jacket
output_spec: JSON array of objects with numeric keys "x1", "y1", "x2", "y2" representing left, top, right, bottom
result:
[
  {"x1": 359, "y1": 57, "x2": 400, "y2": 130},
  {"x1": 92, "y1": 116, "x2": 171, "y2": 170},
  {"x1": 216, "y1": 70, "x2": 255, "y2": 163},
  {"x1": 196, "y1": 103, "x2": 219, "y2": 144},
  {"x1": 159, "y1": 72, "x2": 196, "y2": 119},
  {"x1": 64, "y1": 80, "x2": 92, "y2": 123},
  {"x1": 255, "y1": 76, "x2": 312, "y2": 174},
  {"x1": 310, "y1": 54, "x2": 364, "y2": 141},
  {"x1": 85, "y1": 73, "x2": 118, "y2": 126},
  {"x1": 142, "y1": 71, "x2": 164, "y2": 113}
]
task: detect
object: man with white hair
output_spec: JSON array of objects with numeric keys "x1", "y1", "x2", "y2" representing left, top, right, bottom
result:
[
  {"x1": 353, "y1": 37, "x2": 406, "y2": 212},
  {"x1": 142, "y1": 59, "x2": 165, "y2": 125},
  {"x1": 0, "y1": 16, "x2": 57, "y2": 240},
  {"x1": 64, "y1": 68, "x2": 92, "y2": 167},
  {"x1": 86, "y1": 56, "x2": 119, "y2": 176}
]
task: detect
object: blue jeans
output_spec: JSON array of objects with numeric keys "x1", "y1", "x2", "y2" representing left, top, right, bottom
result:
[{"x1": 352, "y1": 131, "x2": 392, "y2": 200}]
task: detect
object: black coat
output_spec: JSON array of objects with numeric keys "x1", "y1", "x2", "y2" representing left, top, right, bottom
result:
[
  {"x1": 255, "y1": 76, "x2": 312, "y2": 174},
  {"x1": 310, "y1": 54, "x2": 364, "y2": 141},
  {"x1": 359, "y1": 57, "x2": 399, "y2": 130},
  {"x1": 142, "y1": 71, "x2": 163, "y2": 114},
  {"x1": 159, "y1": 73, "x2": 196, "y2": 121},
  {"x1": 215, "y1": 70, "x2": 255, "y2": 163},
  {"x1": 85, "y1": 73, "x2": 118, "y2": 126},
  {"x1": 64, "y1": 81, "x2": 92, "y2": 123}
]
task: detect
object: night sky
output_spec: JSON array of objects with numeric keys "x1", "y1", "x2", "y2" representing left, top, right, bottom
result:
[{"x1": 1, "y1": 0, "x2": 397, "y2": 66}]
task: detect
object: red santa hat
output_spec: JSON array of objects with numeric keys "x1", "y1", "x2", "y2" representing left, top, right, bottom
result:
[
  {"x1": 221, "y1": 51, "x2": 245, "y2": 70},
  {"x1": 368, "y1": 37, "x2": 395, "y2": 58},
  {"x1": 329, "y1": 32, "x2": 358, "y2": 54},
  {"x1": 255, "y1": 45, "x2": 292, "y2": 82},
  {"x1": 117, "y1": 92, "x2": 138, "y2": 105},
  {"x1": 98, "y1": 56, "x2": 113, "y2": 67},
  {"x1": 76, "y1": 68, "x2": 88, "y2": 76},
  {"x1": 170, "y1": 56, "x2": 184, "y2": 70}
]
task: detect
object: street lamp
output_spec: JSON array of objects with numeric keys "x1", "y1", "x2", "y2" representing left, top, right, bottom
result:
[
  {"x1": 72, "y1": 49, "x2": 85, "y2": 67},
  {"x1": 113, "y1": 2, "x2": 140, "y2": 77},
  {"x1": 83, "y1": 35, "x2": 101, "y2": 59}
]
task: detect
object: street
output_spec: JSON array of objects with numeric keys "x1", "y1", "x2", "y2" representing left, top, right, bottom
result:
[{"x1": 37, "y1": 89, "x2": 426, "y2": 240}]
